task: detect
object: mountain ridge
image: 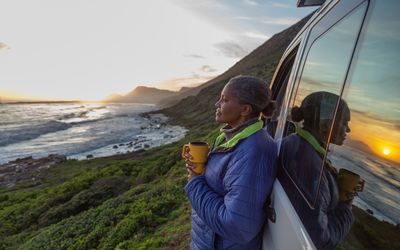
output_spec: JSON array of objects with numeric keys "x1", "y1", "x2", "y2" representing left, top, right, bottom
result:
[
  {"x1": 104, "y1": 86, "x2": 184, "y2": 104},
  {"x1": 1, "y1": 13, "x2": 397, "y2": 250}
]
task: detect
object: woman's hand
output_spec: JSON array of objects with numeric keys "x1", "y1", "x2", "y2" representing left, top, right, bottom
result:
[{"x1": 184, "y1": 148, "x2": 201, "y2": 181}]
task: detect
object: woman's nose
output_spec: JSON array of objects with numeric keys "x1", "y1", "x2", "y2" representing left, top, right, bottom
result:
[
  {"x1": 215, "y1": 100, "x2": 220, "y2": 107},
  {"x1": 346, "y1": 125, "x2": 351, "y2": 133}
]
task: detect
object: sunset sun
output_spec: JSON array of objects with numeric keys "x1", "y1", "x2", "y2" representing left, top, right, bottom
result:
[{"x1": 383, "y1": 147, "x2": 391, "y2": 156}]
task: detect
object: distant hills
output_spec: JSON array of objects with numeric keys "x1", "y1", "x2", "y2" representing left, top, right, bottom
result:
[
  {"x1": 103, "y1": 86, "x2": 193, "y2": 105},
  {"x1": 3, "y1": 13, "x2": 398, "y2": 250}
]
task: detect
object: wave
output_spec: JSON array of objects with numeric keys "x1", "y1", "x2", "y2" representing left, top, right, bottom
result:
[
  {"x1": 0, "y1": 120, "x2": 72, "y2": 147},
  {"x1": 0, "y1": 113, "x2": 138, "y2": 147},
  {"x1": 58, "y1": 111, "x2": 89, "y2": 121}
]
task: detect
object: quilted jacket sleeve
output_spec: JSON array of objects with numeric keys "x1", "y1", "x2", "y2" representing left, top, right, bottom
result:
[
  {"x1": 185, "y1": 146, "x2": 277, "y2": 243},
  {"x1": 314, "y1": 173, "x2": 354, "y2": 250}
]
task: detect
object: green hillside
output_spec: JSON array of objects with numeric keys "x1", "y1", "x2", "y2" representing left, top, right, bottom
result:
[{"x1": 1, "y1": 15, "x2": 398, "y2": 250}]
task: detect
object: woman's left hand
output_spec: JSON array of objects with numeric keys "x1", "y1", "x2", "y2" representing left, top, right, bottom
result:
[
  {"x1": 186, "y1": 161, "x2": 201, "y2": 181},
  {"x1": 184, "y1": 149, "x2": 201, "y2": 181}
]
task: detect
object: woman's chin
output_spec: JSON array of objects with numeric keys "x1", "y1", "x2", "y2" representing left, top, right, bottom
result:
[{"x1": 215, "y1": 116, "x2": 224, "y2": 124}]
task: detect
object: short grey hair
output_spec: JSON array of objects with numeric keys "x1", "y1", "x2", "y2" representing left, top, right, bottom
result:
[{"x1": 227, "y1": 75, "x2": 275, "y2": 117}]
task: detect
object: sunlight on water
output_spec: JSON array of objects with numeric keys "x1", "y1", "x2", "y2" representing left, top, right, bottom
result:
[{"x1": 0, "y1": 103, "x2": 186, "y2": 164}]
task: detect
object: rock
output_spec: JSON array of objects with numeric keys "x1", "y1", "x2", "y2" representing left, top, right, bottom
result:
[
  {"x1": 119, "y1": 143, "x2": 124, "y2": 146},
  {"x1": 366, "y1": 209, "x2": 374, "y2": 215},
  {"x1": 0, "y1": 154, "x2": 66, "y2": 188},
  {"x1": 113, "y1": 145, "x2": 118, "y2": 149},
  {"x1": 144, "y1": 144, "x2": 150, "y2": 148},
  {"x1": 86, "y1": 154, "x2": 93, "y2": 159},
  {"x1": 15, "y1": 156, "x2": 33, "y2": 163}
]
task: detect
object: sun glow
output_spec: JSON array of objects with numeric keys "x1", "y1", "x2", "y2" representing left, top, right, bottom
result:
[{"x1": 382, "y1": 147, "x2": 391, "y2": 156}]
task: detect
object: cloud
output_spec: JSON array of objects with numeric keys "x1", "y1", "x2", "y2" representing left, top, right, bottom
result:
[
  {"x1": 271, "y1": 2, "x2": 292, "y2": 8},
  {"x1": 198, "y1": 65, "x2": 217, "y2": 73},
  {"x1": 214, "y1": 42, "x2": 248, "y2": 58},
  {"x1": 184, "y1": 54, "x2": 205, "y2": 59},
  {"x1": 176, "y1": 0, "x2": 226, "y2": 12},
  {"x1": 233, "y1": 15, "x2": 299, "y2": 26},
  {"x1": 244, "y1": 32, "x2": 270, "y2": 41},
  {"x1": 243, "y1": 0, "x2": 259, "y2": 6},
  {"x1": 262, "y1": 17, "x2": 300, "y2": 26},
  {"x1": 351, "y1": 109, "x2": 400, "y2": 128},
  {"x1": 159, "y1": 74, "x2": 215, "y2": 89},
  {"x1": 232, "y1": 16, "x2": 255, "y2": 21},
  {"x1": 157, "y1": 64, "x2": 219, "y2": 90},
  {"x1": 0, "y1": 42, "x2": 10, "y2": 50}
]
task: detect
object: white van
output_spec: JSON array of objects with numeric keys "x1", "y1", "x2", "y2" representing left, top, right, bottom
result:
[{"x1": 263, "y1": 0, "x2": 399, "y2": 249}]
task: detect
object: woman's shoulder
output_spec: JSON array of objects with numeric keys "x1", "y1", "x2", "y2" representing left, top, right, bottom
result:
[{"x1": 238, "y1": 129, "x2": 276, "y2": 152}]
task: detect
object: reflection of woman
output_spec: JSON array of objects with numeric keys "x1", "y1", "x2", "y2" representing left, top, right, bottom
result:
[
  {"x1": 185, "y1": 76, "x2": 277, "y2": 249},
  {"x1": 279, "y1": 91, "x2": 353, "y2": 250}
]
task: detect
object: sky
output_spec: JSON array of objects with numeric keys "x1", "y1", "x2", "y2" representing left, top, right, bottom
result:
[
  {"x1": 292, "y1": 0, "x2": 399, "y2": 163},
  {"x1": 0, "y1": 0, "x2": 315, "y2": 101}
]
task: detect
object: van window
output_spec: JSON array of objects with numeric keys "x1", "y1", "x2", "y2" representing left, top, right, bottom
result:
[
  {"x1": 279, "y1": 2, "x2": 368, "y2": 208},
  {"x1": 267, "y1": 46, "x2": 299, "y2": 138},
  {"x1": 327, "y1": 0, "x2": 400, "y2": 226}
]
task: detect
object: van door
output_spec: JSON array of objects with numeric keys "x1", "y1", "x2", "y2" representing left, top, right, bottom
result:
[{"x1": 263, "y1": 0, "x2": 369, "y2": 249}]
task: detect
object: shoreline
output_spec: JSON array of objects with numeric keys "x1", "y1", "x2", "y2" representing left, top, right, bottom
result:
[
  {"x1": 67, "y1": 113, "x2": 187, "y2": 161},
  {"x1": 0, "y1": 112, "x2": 187, "y2": 189},
  {"x1": 0, "y1": 107, "x2": 185, "y2": 165}
]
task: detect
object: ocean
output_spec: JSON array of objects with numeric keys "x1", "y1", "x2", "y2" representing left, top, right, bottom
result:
[
  {"x1": 0, "y1": 103, "x2": 187, "y2": 164},
  {"x1": 0, "y1": 103, "x2": 398, "y2": 225},
  {"x1": 330, "y1": 144, "x2": 400, "y2": 225}
]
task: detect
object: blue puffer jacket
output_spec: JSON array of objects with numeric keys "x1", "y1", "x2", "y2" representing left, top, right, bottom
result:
[{"x1": 185, "y1": 124, "x2": 277, "y2": 250}]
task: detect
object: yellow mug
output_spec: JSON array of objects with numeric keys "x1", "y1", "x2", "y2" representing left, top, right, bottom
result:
[
  {"x1": 337, "y1": 168, "x2": 365, "y2": 202},
  {"x1": 182, "y1": 141, "x2": 210, "y2": 174}
]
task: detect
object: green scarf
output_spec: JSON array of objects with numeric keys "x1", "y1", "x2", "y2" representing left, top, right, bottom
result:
[
  {"x1": 296, "y1": 126, "x2": 338, "y2": 176},
  {"x1": 214, "y1": 120, "x2": 264, "y2": 150}
]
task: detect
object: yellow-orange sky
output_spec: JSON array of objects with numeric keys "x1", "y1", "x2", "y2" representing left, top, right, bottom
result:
[
  {"x1": 0, "y1": 0, "x2": 315, "y2": 101},
  {"x1": 348, "y1": 112, "x2": 400, "y2": 164}
]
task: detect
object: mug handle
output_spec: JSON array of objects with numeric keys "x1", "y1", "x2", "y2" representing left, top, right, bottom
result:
[{"x1": 182, "y1": 144, "x2": 189, "y2": 159}]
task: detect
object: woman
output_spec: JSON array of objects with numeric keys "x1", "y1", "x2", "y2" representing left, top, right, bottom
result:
[
  {"x1": 279, "y1": 91, "x2": 354, "y2": 250},
  {"x1": 184, "y1": 75, "x2": 277, "y2": 250}
]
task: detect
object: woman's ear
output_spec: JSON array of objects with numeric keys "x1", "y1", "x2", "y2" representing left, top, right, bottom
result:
[{"x1": 240, "y1": 104, "x2": 253, "y2": 117}]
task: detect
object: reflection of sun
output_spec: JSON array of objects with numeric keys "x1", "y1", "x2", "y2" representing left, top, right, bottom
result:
[{"x1": 383, "y1": 147, "x2": 391, "y2": 156}]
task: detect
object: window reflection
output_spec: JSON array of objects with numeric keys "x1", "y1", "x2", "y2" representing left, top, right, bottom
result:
[
  {"x1": 328, "y1": 0, "x2": 400, "y2": 225},
  {"x1": 281, "y1": 2, "x2": 367, "y2": 207},
  {"x1": 292, "y1": 4, "x2": 367, "y2": 109}
]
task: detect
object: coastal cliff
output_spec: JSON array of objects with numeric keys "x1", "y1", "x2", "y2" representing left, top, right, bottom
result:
[{"x1": 1, "y1": 15, "x2": 398, "y2": 250}]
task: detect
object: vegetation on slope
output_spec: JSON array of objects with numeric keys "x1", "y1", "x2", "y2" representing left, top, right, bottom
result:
[{"x1": 1, "y1": 15, "x2": 398, "y2": 250}]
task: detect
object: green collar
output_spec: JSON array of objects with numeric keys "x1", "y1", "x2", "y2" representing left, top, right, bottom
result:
[
  {"x1": 214, "y1": 120, "x2": 264, "y2": 149},
  {"x1": 296, "y1": 126, "x2": 338, "y2": 176},
  {"x1": 296, "y1": 126, "x2": 326, "y2": 156}
]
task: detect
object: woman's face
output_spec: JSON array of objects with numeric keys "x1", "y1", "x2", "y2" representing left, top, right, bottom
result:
[
  {"x1": 215, "y1": 84, "x2": 247, "y2": 128},
  {"x1": 331, "y1": 108, "x2": 351, "y2": 145}
]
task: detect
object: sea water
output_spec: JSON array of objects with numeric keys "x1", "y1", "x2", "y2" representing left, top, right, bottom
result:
[{"x1": 0, "y1": 103, "x2": 187, "y2": 164}]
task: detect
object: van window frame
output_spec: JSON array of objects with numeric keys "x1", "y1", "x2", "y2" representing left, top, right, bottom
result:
[{"x1": 276, "y1": 0, "x2": 370, "y2": 209}]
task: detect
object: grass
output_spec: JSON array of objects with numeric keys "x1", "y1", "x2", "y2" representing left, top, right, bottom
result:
[{"x1": 1, "y1": 15, "x2": 398, "y2": 249}]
